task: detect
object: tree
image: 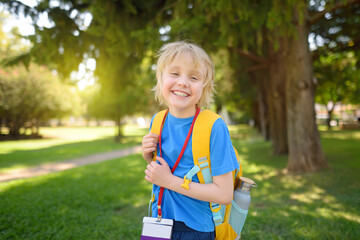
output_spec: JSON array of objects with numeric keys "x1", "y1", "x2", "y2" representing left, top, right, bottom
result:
[
  {"x1": 314, "y1": 51, "x2": 360, "y2": 128},
  {"x1": 0, "y1": 63, "x2": 77, "y2": 136}
]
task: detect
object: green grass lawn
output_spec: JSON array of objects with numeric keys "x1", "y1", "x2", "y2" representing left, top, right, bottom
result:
[
  {"x1": 235, "y1": 128, "x2": 360, "y2": 240},
  {"x1": 0, "y1": 154, "x2": 150, "y2": 239},
  {"x1": 0, "y1": 125, "x2": 147, "y2": 173},
  {"x1": 0, "y1": 126, "x2": 359, "y2": 239}
]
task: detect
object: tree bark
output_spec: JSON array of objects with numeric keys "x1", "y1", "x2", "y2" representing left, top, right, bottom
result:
[
  {"x1": 252, "y1": 100, "x2": 261, "y2": 131},
  {"x1": 285, "y1": 7, "x2": 328, "y2": 172},
  {"x1": 115, "y1": 118, "x2": 123, "y2": 142},
  {"x1": 326, "y1": 103, "x2": 336, "y2": 130},
  {"x1": 254, "y1": 71, "x2": 270, "y2": 141},
  {"x1": 327, "y1": 109, "x2": 333, "y2": 130},
  {"x1": 267, "y1": 38, "x2": 288, "y2": 154},
  {"x1": 8, "y1": 118, "x2": 22, "y2": 136}
]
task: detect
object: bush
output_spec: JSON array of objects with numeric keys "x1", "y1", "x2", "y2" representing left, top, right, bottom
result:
[{"x1": 0, "y1": 64, "x2": 77, "y2": 136}]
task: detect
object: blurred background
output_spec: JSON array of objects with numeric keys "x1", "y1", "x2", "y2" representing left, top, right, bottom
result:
[
  {"x1": 1, "y1": 0, "x2": 359, "y2": 144},
  {"x1": 0, "y1": 1, "x2": 359, "y2": 239}
]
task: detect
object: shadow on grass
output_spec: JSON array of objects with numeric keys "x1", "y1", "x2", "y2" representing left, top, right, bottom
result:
[
  {"x1": 0, "y1": 154, "x2": 151, "y2": 240},
  {"x1": 231, "y1": 130, "x2": 360, "y2": 239},
  {"x1": 319, "y1": 129, "x2": 360, "y2": 140},
  {"x1": 0, "y1": 135, "x2": 143, "y2": 173}
]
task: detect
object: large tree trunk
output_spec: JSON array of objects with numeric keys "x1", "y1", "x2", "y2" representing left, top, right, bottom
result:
[
  {"x1": 284, "y1": 7, "x2": 328, "y2": 172},
  {"x1": 254, "y1": 71, "x2": 270, "y2": 141},
  {"x1": 267, "y1": 38, "x2": 288, "y2": 154}
]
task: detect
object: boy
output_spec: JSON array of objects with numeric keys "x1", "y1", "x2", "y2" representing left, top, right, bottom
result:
[{"x1": 142, "y1": 41, "x2": 239, "y2": 240}]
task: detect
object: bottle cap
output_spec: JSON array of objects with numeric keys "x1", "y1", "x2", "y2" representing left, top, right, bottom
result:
[
  {"x1": 239, "y1": 177, "x2": 257, "y2": 191},
  {"x1": 240, "y1": 177, "x2": 255, "y2": 185}
]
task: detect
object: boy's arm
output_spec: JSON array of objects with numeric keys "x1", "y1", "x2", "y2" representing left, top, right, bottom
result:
[
  {"x1": 145, "y1": 156, "x2": 234, "y2": 205},
  {"x1": 168, "y1": 171, "x2": 234, "y2": 205}
]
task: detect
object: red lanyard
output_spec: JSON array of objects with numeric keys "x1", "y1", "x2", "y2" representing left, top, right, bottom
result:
[{"x1": 156, "y1": 107, "x2": 200, "y2": 220}]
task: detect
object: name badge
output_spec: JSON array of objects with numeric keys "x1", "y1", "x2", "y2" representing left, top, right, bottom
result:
[{"x1": 141, "y1": 217, "x2": 173, "y2": 240}]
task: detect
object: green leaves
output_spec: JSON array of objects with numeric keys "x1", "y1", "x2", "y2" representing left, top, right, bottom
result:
[
  {"x1": 0, "y1": 64, "x2": 79, "y2": 135},
  {"x1": 314, "y1": 51, "x2": 360, "y2": 106}
]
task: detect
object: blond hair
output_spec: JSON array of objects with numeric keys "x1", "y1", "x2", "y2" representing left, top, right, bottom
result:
[{"x1": 154, "y1": 41, "x2": 215, "y2": 108}]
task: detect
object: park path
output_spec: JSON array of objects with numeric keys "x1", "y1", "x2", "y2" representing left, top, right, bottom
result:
[{"x1": 0, "y1": 145, "x2": 142, "y2": 182}]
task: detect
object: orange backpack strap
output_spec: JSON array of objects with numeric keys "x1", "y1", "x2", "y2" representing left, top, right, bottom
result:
[
  {"x1": 150, "y1": 110, "x2": 168, "y2": 162},
  {"x1": 192, "y1": 109, "x2": 222, "y2": 183},
  {"x1": 233, "y1": 147, "x2": 242, "y2": 188}
]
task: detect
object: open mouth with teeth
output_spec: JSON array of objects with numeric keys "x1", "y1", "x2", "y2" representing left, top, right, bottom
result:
[{"x1": 172, "y1": 90, "x2": 190, "y2": 97}]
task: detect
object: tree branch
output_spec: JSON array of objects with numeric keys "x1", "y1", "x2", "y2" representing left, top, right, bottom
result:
[
  {"x1": 234, "y1": 48, "x2": 270, "y2": 65},
  {"x1": 246, "y1": 64, "x2": 269, "y2": 72},
  {"x1": 309, "y1": 0, "x2": 360, "y2": 25},
  {"x1": 312, "y1": 38, "x2": 360, "y2": 61}
]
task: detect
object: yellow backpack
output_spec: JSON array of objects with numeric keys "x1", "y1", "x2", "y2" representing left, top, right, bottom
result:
[{"x1": 150, "y1": 109, "x2": 248, "y2": 239}]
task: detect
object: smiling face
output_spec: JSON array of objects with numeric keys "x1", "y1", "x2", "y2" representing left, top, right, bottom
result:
[
  {"x1": 154, "y1": 41, "x2": 215, "y2": 113},
  {"x1": 161, "y1": 53, "x2": 205, "y2": 118}
]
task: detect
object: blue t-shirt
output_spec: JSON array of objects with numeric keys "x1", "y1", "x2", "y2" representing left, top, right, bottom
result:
[{"x1": 150, "y1": 111, "x2": 239, "y2": 232}]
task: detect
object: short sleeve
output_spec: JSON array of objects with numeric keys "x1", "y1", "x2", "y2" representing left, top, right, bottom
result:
[{"x1": 209, "y1": 118, "x2": 239, "y2": 176}]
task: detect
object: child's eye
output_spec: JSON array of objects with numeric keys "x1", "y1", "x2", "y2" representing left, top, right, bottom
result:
[
  {"x1": 171, "y1": 72, "x2": 179, "y2": 76},
  {"x1": 191, "y1": 76, "x2": 199, "y2": 81}
]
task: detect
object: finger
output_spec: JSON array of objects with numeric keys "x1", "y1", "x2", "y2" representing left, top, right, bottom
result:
[
  {"x1": 148, "y1": 133, "x2": 159, "y2": 139},
  {"x1": 143, "y1": 133, "x2": 158, "y2": 141},
  {"x1": 142, "y1": 140, "x2": 157, "y2": 150},
  {"x1": 147, "y1": 137, "x2": 159, "y2": 145},
  {"x1": 142, "y1": 141, "x2": 157, "y2": 150},
  {"x1": 147, "y1": 164, "x2": 153, "y2": 171},
  {"x1": 142, "y1": 135, "x2": 156, "y2": 144},
  {"x1": 145, "y1": 175, "x2": 151, "y2": 183},
  {"x1": 143, "y1": 141, "x2": 157, "y2": 149},
  {"x1": 156, "y1": 156, "x2": 168, "y2": 166},
  {"x1": 150, "y1": 161, "x2": 160, "y2": 168},
  {"x1": 148, "y1": 137, "x2": 159, "y2": 144},
  {"x1": 142, "y1": 142, "x2": 156, "y2": 150},
  {"x1": 143, "y1": 148, "x2": 156, "y2": 155},
  {"x1": 142, "y1": 138, "x2": 155, "y2": 146}
]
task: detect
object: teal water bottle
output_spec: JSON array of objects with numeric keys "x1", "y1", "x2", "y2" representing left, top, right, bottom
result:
[{"x1": 234, "y1": 177, "x2": 256, "y2": 240}]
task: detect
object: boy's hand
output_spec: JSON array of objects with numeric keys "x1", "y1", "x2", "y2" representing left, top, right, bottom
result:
[
  {"x1": 142, "y1": 133, "x2": 159, "y2": 163},
  {"x1": 145, "y1": 156, "x2": 172, "y2": 187}
]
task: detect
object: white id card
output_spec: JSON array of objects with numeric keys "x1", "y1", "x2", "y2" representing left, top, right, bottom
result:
[{"x1": 141, "y1": 217, "x2": 173, "y2": 240}]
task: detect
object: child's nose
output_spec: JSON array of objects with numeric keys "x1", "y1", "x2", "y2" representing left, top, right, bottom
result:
[{"x1": 177, "y1": 76, "x2": 189, "y2": 87}]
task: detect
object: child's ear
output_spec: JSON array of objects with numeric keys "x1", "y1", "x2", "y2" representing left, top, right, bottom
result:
[{"x1": 156, "y1": 72, "x2": 161, "y2": 81}]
